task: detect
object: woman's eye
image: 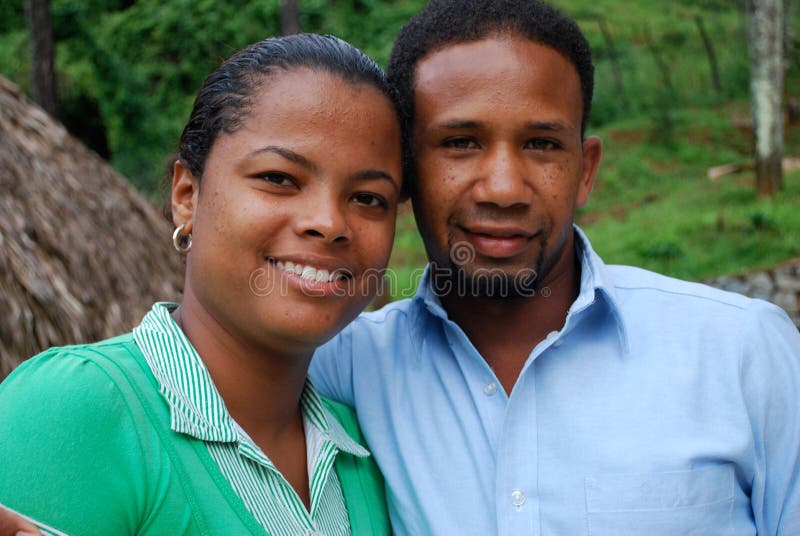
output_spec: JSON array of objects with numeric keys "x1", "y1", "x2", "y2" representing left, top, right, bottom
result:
[
  {"x1": 259, "y1": 172, "x2": 296, "y2": 187},
  {"x1": 352, "y1": 192, "x2": 387, "y2": 208},
  {"x1": 443, "y1": 137, "x2": 479, "y2": 150}
]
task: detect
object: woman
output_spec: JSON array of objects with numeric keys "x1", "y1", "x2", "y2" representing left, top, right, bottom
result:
[{"x1": 0, "y1": 33, "x2": 402, "y2": 535}]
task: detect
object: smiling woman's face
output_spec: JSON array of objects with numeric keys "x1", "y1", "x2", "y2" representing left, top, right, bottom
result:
[{"x1": 172, "y1": 67, "x2": 402, "y2": 356}]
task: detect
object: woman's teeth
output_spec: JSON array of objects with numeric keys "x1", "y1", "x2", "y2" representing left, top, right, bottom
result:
[{"x1": 274, "y1": 260, "x2": 347, "y2": 282}]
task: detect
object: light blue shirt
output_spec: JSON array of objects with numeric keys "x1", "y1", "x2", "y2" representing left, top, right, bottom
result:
[{"x1": 310, "y1": 227, "x2": 800, "y2": 535}]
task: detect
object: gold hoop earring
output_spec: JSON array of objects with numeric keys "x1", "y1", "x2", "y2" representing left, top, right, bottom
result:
[{"x1": 172, "y1": 224, "x2": 192, "y2": 253}]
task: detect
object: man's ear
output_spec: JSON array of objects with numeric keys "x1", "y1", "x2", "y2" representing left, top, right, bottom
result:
[
  {"x1": 577, "y1": 135, "x2": 602, "y2": 208},
  {"x1": 171, "y1": 160, "x2": 200, "y2": 232}
]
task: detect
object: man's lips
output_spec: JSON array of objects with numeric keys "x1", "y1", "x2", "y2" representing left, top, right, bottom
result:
[{"x1": 460, "y1": 225, "x2": 535, "y2": 259}]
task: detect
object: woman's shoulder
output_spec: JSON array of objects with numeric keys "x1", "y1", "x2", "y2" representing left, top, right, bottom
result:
[
  {"x1": 0, "y1": 331, "x2": 217, "y2": 534},
  {"x1": 5, "y1": 333, "x2": 143, "y2": 388},
  {"x1": 0, "y1": 333, "x2": 155, "y2": 439}
]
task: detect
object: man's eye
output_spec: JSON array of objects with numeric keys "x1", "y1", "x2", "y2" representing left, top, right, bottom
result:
[
  {"x1": 526, "y1": 138, "x2": 560, "y2": 151},
  {"x1": 443, "y1": 137, "x2": 479, "y2": 150},
  {"x1": 352, "y1": 192, "x2": 387, "y2": 208}
]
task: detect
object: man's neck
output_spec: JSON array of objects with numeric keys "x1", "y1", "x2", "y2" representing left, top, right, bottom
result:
[{"x1": 439, "y1": 243, "x2": 582, "y2": 395}]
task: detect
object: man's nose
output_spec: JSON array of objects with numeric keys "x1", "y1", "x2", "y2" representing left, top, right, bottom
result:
[{"x1": 471, "y1": 146, "x2": 532, "y2": 208}]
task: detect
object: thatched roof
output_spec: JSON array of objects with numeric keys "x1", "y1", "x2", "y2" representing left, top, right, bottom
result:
[{"x1": 0, "y1": 76, "x2": 183, "y2": 380}]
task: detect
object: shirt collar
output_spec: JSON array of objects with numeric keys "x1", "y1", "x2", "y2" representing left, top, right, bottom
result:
[
  {"x1": 411, "y1": 225, "x2": 629, "y2": 351},
  {"x1": 132, "y1": 302, "x2": 368, "y2": 457},
  {"x1": 572, "y1": 226, "x2": 630, "y2": 352}
]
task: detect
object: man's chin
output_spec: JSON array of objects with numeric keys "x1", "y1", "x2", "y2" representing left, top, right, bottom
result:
[{"x1": 430, "y1": 263, "x2": 540, "y2": 299}]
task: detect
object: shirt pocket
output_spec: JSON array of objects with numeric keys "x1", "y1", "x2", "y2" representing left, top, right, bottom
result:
[{"x1": 584, "y1": 464, "x2": 735, "y2": 536}]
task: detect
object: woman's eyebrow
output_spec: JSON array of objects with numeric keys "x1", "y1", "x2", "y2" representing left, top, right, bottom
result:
[
  {"x1": 352, "y1": 169, "x2": 400, "y2": 192},
  {"x1": 247, "y1": 145, "x2": 319, "y2": 173}
]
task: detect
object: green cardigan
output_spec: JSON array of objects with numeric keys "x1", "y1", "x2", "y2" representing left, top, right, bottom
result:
[{"x1": 0, "y1": 335, "x2": 390, "y2": 535}]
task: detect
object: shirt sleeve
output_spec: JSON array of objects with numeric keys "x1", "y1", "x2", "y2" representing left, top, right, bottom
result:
[
  {"x1": 310, "y1": 327, "x2": 356, "y2": 406},
  {"x1": 0, "y1": 347, "x2": 149, "y2": 535},
  {"x1": 739, "y1": 301, "x2": 800, "y2": 535}
]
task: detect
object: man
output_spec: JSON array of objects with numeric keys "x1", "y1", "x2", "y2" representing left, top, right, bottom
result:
[{"x1": 310, "y1": 0, "x2": 800, "y2": 534}]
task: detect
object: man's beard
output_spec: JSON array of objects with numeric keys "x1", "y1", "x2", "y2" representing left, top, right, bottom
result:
[{"x1": 429, "y1": 238, "x2": 546, "y2": 299}]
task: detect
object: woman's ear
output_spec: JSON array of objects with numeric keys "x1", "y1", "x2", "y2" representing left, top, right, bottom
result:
[{"x1": 171, "y1": 160, "x2": 200, "y2": 232}]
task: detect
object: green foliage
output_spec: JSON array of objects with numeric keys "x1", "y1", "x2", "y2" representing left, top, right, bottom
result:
[
  {"x1": 0, "y1": 1, "x2": 24, "y2": 34},
  {"x1": 62, "y1": 0, "x2": 284, "y2": 191},
  {"x1": 554, "y1": 0, "x2": 753, "y2": 131},
  {"x1": 1, "y1": 0, "x2": 429, "y2": 193}
]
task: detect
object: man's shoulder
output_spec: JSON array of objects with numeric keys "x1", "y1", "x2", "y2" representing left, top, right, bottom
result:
[
  {"x1": 606, "y1": 264, "x2": 756, "y2": 311},
  {"x1": 321, "y1": 297, "x2": 422, "y2": 361},
  {"x1": 599, "y1": 263, "x2": 800, "y2": 339}
]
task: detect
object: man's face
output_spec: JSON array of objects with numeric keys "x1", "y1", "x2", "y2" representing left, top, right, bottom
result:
[{"x1": 411, "y1": 34, "x2": 601, "y2": 297}]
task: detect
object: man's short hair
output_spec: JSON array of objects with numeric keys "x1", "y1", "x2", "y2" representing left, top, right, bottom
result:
[{"x1": 387, "y1": 0, "x2": 594, "y2": 190}]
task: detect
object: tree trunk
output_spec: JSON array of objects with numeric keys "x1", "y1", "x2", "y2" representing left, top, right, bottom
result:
[
  {"x1": 695, "y1": 16, "x2": 722, "y2": 94},
  {"x1": 736, "y1": 0, "x2": 748, "y2": 37},
  {"x1": 747, "y1": 0, "x2": 784, "y2": 196},
  {"x1": 643, "y1": 25, "x2": 675, "y2": 97},
  {"x1": 280, "y1": 0, "x2": 301, "y2": 35},
  {"x1": 597, "y1": 16, "x2": 627, "y2": 109},
  {"x1": 786, "y1": 0, "x2": 797, "y2": 66},
  {"x1": 25, "y1": 0, "x2": 57, "y2": 118}
]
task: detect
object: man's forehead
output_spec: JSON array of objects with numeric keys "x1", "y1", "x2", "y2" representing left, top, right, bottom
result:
[
  {"x1": 414, "y1": 34, "x2": 576, "y2": 91},
  {"x1": 411, "y1": 35, "x2": 582, "y2": 127}
]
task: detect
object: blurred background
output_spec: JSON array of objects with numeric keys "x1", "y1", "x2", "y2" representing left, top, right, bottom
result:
[{"x1": 1, "y1": 0, "x2": 798, "y2": 376}]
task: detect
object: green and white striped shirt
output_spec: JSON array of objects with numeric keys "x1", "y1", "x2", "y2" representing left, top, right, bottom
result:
[{"x1": 133, "y1": 303, "x2": 369, "y2": 536}]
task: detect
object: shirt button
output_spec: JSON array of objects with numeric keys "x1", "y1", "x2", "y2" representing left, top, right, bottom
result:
[
  {"x1": 483, "y1": 380, "x2": 498, "y2": 396},
  {"x1": 511, "y1": 489, "x2": 526, "y2": 508},
  {"x1": 547, "y1": 330, "x2": 562, "y2": 348}
]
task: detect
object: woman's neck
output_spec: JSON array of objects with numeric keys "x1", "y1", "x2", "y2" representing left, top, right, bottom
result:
[
  {"x1": 173, "y1": 290, "x2": 314, "y2": 507},
  {"x1": 172, "y1": 291, "x2": 311, "y2": 442}
]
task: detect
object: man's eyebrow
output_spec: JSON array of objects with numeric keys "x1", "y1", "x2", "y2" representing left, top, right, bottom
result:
[
  {"x1": 247, "y1": 146, "x2": 318, "y2": 173},
  {"x1": 431, "y1": 120, "x2": 572, "y2": 131},
  {"x1": 524, "y1": 120, "x2": 571, "y2": 131},
  {"x1": 432, "y1": 119, "x2": 483, "y2": 130},
  {"x1": 352, "y1": 170, "x2": 400, "y2": 192}
]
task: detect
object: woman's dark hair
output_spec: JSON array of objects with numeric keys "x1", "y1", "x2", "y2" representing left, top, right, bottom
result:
[{"x1": 165, "y1": 33, "x2": 393, "y2": 220}]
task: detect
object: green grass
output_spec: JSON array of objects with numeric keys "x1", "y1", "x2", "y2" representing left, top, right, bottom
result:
[
  {"x1": 581, "y1": 102, "x2": 800, "y2": 279},
  {"x1": 386, "y1": 102, "x2": 800, "y2": 296}
]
